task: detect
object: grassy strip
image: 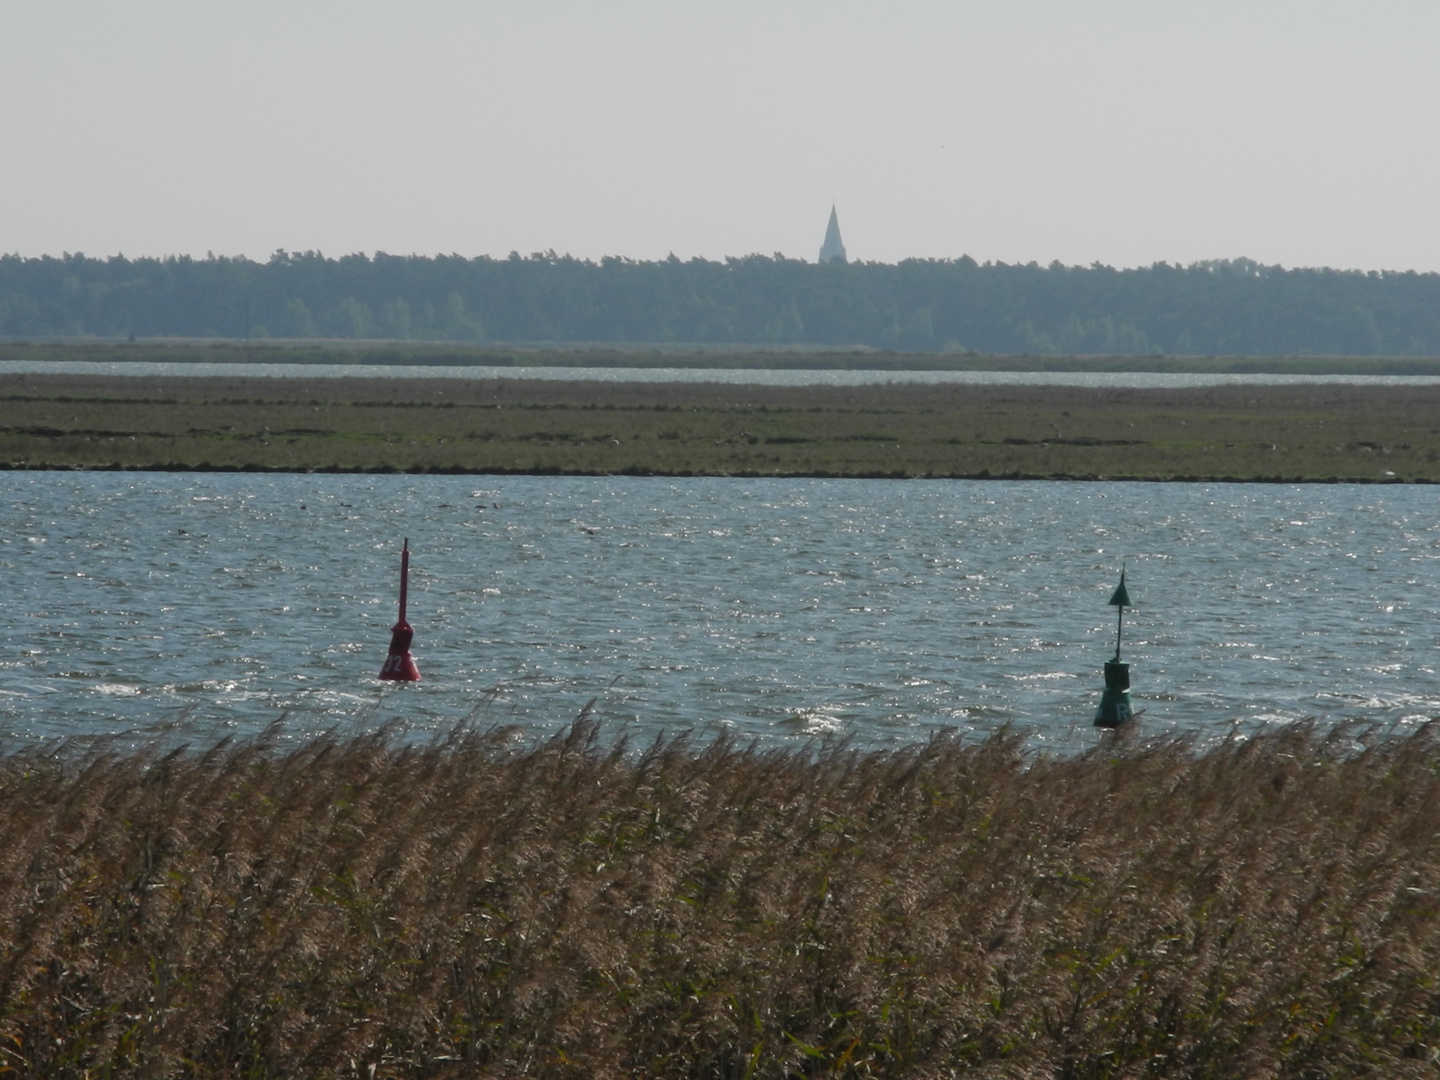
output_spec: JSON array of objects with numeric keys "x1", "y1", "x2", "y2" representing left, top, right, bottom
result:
[
  {"x1": 0, "y1": 720, "x2": 1435, "y2": 1077},
  {"x1": 7, "y1": 340, "x2": 1440, "y2": 374},
  {"x1": 3, "y1": 373, "x2": 1439, "y2": 481}
]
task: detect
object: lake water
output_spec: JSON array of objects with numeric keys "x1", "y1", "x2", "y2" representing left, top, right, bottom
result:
[
  {"x1": 6, "y1": 359, "x2": 1440, "y2": 388},
  {"x1": 4, "y1": 473, "x2": 1436, "y2": 752}
]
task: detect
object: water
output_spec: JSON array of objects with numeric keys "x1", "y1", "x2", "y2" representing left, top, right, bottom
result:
[
  {"x1": 3, "y1": 473, "x2": 1437, "y2": 751},
  {"x1": 6, "y1": 359, "x2": 1440, "y2": 388}
]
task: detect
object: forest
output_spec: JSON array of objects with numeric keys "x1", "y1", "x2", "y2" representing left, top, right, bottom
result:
[{"x1": 1, "y1": 249, "x2": 1436, "y2": 356}]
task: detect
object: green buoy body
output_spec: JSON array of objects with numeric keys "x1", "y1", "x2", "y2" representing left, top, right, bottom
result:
[
  {"x1": 1094, "y1": 659, "x2": 1133, "y2": 728},
  {"x1": 1094, "y1": 569, "x2": 1137, "y2": 728}
]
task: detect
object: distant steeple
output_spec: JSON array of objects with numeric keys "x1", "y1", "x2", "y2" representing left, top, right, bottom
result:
[{"x1": 818, "y1": 205, "x2": 847, "y2": 265}]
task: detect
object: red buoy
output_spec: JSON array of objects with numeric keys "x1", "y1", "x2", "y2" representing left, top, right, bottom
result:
[{"x1": 378, "y1": 538, "x2": 421, "y2": 682}]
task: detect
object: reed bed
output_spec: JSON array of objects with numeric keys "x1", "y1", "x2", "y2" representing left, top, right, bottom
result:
[
  {"x1": 4, "y1": 373, "x2": 1440, "y2": 481},
  {"x1": 1, "y1": 719, "x2": 1436, "y2": 1078}
]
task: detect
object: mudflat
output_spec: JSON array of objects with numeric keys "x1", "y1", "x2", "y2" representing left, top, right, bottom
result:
[{"x1": 2, "y1": 372, "x2": 1437, "y2": 481}]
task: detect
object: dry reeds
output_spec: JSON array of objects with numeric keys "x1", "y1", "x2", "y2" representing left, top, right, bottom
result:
[{"x1": 1, "y1": 719, "x2": 1436, "y2": 1078}]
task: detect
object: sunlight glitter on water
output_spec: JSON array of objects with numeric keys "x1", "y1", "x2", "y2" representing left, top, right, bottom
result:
[{"x1": 2, "y1": 474, "x2": 1437, "y2": 750}]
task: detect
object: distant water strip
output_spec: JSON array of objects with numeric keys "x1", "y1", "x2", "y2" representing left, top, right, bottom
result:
[{"x1": 7, "y1": 360, "x2": 1440, "y2": 388}]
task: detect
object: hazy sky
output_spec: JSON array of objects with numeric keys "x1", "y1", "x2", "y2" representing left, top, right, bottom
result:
[{"x1": 3, "y1": 0, "x2": 1437, "y2": 271}]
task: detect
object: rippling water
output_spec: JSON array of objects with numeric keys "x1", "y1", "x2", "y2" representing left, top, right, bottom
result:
[{"x1": 3, "y1": 474, "x2": 1436, "y2": 750}]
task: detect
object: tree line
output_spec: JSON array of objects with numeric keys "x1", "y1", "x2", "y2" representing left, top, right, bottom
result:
[{"x1": 1, "y1": 249, "x2": 1435, "y2": 355}]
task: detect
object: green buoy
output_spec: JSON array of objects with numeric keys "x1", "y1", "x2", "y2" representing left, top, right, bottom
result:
[{"x1": 1094, "y1": 568, "x2": 1136, "y2": 728}]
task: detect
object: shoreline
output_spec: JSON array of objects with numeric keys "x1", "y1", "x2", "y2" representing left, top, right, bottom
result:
[{"x1": 2, "y1": 460, "x2": 1434, "y2": 484}]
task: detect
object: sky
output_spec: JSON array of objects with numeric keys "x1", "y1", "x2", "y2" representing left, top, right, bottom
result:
[{"x1": 2, "y1": 0, "x2": 1437, "y2": 272}]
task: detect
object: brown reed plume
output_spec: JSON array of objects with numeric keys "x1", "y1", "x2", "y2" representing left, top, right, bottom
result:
[{"x1": 0, "y1": 718, "x2": 1436, "y2": 1078}]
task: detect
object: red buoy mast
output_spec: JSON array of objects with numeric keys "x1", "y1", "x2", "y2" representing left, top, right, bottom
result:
[{"x1": 397, "y1": 538, "x2": 409, "y2": 625}]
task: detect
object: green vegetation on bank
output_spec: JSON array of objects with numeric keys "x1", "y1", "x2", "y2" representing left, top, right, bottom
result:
[
  {"x1": 1, "y1": 721, "x2": 1435, "y2": 1077},
  {"x1": 3, "y1": 249, "x2": 1436, "y2": 355},
  {"x1": 3, "y1": 372, "x2": 1438, "y2": 482}
]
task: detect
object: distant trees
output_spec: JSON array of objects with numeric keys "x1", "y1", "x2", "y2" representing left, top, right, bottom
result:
[{"x1": 0, "y1": 250, "x2": 1435, "y2": 356}]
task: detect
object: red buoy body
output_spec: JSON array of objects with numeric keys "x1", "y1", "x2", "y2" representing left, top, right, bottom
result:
[{"x1": 379, "y1": 538, "x2": 421, "y2": 681}]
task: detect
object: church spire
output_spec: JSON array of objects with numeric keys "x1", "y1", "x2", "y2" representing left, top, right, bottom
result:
[{"x1": 818, "y1": 204, "x2": 847, "y2": 264}]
